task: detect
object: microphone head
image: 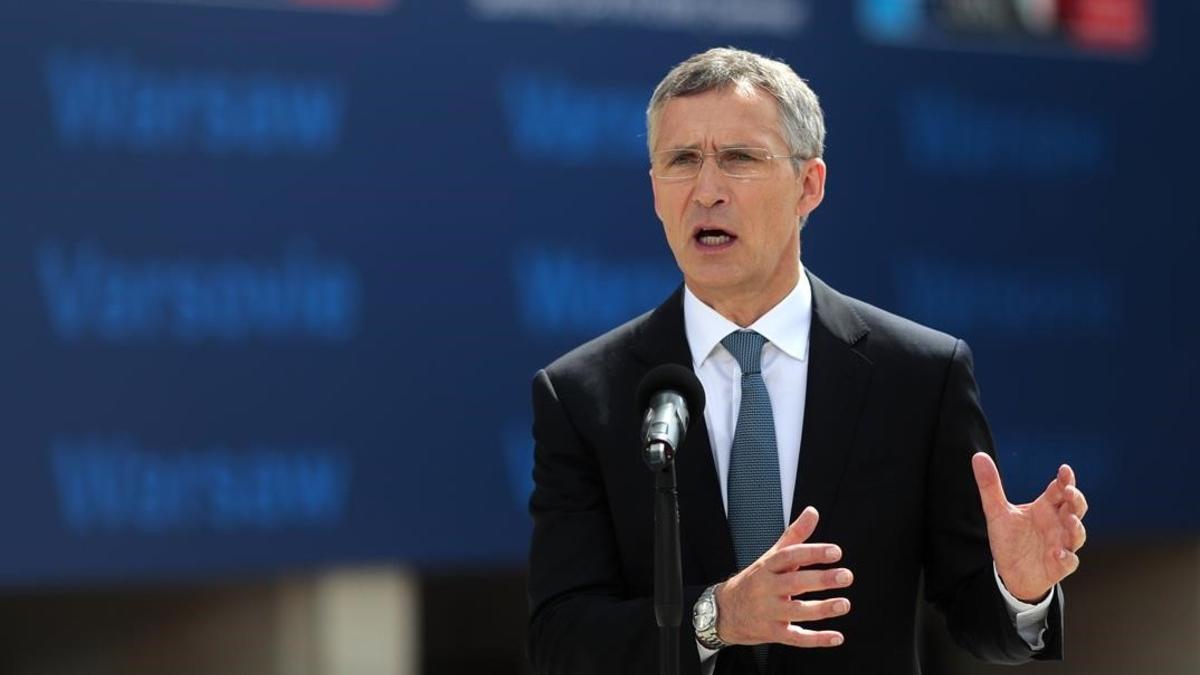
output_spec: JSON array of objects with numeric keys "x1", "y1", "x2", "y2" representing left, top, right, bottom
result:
[{"x1": 636, "y1": 364, "x2": 706, "y2": 415}]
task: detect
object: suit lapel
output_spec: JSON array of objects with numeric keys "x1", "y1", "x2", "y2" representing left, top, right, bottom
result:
[
  {"x1": 790, "y1": 272, "x2": 875, "y2": 525},
  {"x1": 629, "y1": 273, "x2": 875, "y2": 580},
  {"x1": 632, "y1": 287, "x2": 737, "y2": 583}
]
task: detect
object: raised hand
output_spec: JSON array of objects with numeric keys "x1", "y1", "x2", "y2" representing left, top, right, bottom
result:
[
  {"x1": 714, "y1": 506, "x2": 853, "y2": 648},
  {"x1": 971, "y1": 452, "x2": 1089, "y2": 603}
]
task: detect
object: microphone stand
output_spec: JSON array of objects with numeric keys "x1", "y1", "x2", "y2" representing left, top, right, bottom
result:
[{"x1": 645, "y1": 441, "x2": 681, "y2": 675}]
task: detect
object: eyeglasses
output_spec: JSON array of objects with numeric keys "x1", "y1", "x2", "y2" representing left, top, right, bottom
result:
[{"x1": 650, "y1": 147, "x2": 806, "y2": 180}]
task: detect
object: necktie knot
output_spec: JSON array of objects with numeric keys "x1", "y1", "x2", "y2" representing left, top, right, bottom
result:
[{"x1": 721, "y1": 330, "x2": 767, "y2": 375}]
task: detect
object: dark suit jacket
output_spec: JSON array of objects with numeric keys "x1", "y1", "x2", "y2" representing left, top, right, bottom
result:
[{"x1": 527, "y1": 272, "x2": 1063, "y2": 674}]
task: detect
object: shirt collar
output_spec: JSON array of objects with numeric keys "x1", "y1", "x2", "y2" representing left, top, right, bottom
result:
[{"x1": 683, "y1": 263, "x2": 812, "y2": 367}]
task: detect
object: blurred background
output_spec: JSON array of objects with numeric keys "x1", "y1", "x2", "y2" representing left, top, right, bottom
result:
[{"x1": 0, "y1": 0, "x2": 1196, "y2": 673}]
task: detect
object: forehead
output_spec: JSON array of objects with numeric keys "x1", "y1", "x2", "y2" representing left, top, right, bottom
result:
[{"x1": 654, "y1": 86, "x2": 784, "y2": 150}]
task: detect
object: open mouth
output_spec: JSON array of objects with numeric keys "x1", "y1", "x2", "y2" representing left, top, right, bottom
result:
[{"x1": 694, "y1": 228, "x2": 736, "y2": 247}]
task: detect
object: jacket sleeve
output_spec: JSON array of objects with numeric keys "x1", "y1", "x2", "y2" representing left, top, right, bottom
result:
[
  {"x1": 922, "y1": 339, "x2": 1064, "y2": 663},
  {"x1": 526, "y1": 368, "x2": 706, "y2": 675}
]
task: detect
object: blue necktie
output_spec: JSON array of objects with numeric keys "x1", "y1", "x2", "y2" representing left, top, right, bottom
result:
[{"x1": 721, "y1": 330, "x2": 784, "y2": 671}]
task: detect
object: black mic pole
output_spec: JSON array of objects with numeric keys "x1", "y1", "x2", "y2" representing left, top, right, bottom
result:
[
  {"x1": 638, "y1": 365, "x2": 705, "y2": 675},
  {"x1": 646, "y1": 440, "x2": 681, "y2": 675}
]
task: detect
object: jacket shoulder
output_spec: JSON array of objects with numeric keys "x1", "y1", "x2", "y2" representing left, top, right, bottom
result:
[
  {"x1": 842, "y1": 293, "x2": 963, "y2": 363},
  {"x1": 540, "y1": 309, "x2": 650, "y2": 388}
]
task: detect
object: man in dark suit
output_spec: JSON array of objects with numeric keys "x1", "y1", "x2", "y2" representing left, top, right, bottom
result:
[{"x1": 527, "y1": 48, "x2": 1088, "y2": 675}]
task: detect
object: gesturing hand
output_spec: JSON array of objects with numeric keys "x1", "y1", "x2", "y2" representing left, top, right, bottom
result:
[
  {"x1": 714, "y1": 506, "x2": 853, "y2": 648},
  {"x1": 971, "y1": 452, "x2": 1089, "y2": 603}
]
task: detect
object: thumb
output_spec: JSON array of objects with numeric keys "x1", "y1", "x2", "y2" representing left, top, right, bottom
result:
[
  {"x1": 776, "y1": 505, "x2": 820, "y2": 548},
  {"x1": 971, "y1": 452, "x2": 1009, "y2": 521}
]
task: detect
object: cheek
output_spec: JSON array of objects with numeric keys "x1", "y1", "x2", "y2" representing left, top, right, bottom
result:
[
  {"x1": 752, "y1": 192, "x2": 795, "y2": 241},
  {"x1": 656, "y1": 193, "x2": 688, "y2": 235}
]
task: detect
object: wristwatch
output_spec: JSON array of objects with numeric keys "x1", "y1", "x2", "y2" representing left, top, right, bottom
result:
[{"x1": 693, "y1": 584, "x2": 728, "y2": 650}]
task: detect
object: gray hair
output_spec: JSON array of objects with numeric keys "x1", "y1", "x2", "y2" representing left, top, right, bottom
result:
[{"x1": 646, "y1": 47, "x2": 826, "y2": 169}]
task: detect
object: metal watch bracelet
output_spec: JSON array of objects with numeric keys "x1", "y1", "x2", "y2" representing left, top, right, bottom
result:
[{"x1": 693, "y1": 584, "x2": 728, "y2": 650}]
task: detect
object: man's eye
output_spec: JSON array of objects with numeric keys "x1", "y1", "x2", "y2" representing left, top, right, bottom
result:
[
  {"x1": 668, "y1": 153, "x2": 700, "y2": 166},
  {"x1": 723, "y1": 150, "x2": 759, "y2": 163}
]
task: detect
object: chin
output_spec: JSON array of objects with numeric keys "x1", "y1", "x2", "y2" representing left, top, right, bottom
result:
[{"x1": 682, "y1": 271, "x2": 745, "y2": 294}]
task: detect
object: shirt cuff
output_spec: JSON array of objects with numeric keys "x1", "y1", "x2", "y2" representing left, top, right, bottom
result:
[
  {"x1": 697, "y1": 640, "x2": 719, "y2": 675},
  {"x1": 992, "y1": 561, "x2": 1053, "y2": 650}
]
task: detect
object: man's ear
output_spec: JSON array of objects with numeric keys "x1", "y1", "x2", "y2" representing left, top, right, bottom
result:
[
  {"x1": 650, "y1": 167, "x2": 664, "y2": 223},
  {"x1": 795, "y1": 158, "x2": 826, "y2": 219}
]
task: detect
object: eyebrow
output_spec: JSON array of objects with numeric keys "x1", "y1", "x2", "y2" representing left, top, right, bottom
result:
[{"x1": 659, "y1": 142, "x2": 767, "y2": 151}]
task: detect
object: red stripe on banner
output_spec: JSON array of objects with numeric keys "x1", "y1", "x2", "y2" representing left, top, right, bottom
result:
[{"x1": 1064, "y1": 0, "x2": 1149, "y2": 53}]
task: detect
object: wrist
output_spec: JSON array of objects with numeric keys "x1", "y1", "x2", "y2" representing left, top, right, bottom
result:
[
  {"x1": 995, "y1": 564, "x2": 1052, "y2": 605},
  {"x1": 1015, "y1": 589, "x2": 1051, "y2": 605}
]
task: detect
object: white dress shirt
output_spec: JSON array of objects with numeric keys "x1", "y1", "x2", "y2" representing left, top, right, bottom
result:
[{"x1": 682, "y1": 265, "x2": 1051, "y2": 669}]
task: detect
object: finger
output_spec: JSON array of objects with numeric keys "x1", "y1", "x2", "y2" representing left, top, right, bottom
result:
[
  {"x1": 767, "y1": 543, "x2": 841, "y2": 573},
  {"x1": 775, "y1": 506, "x2": 819, "y2": 549},
  {"x1": 1040, "y1": 476, "x2": 1068, "y2": 507},
  {"x1": 1061, "y1": 485, "x2": 1088, "y2": 518},
  {"x1": 776, "y1": 624, "x2": 844, "y2": 649},
  {"x1": 783, "y1": 597, "x2": 851, "y2": 624},
  {"x1": 1059, "y1": 512, "x2": 1086, "y2": 552},
  {"x1": 1050, "y1": 546, "x2": 1080, "y2": 577},
  {"x1": 779, "y1": 567, "x2": 853, "y2": 596},
  {"x1": 1058, "y1": 464, "x2": 1076, "y2": 488},
  {"x1": 971, "y1": 452, "x2": 1010, "y2": 520}
]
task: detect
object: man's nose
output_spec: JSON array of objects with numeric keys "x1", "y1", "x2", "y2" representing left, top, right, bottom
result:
[{"x1": 692, "y1": 156, "x2": 728, "y2": 209}]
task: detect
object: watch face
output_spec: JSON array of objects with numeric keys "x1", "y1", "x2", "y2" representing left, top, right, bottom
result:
[{"x1": 694, "y1": 599, "x2": 716, "y2": 630}]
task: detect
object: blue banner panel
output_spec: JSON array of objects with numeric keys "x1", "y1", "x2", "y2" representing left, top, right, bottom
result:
[{"x1": 0, "y1": 0, "x2": 1195, "y2": 586}]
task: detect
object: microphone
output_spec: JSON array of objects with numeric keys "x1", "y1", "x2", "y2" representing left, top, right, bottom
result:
[
  {"x1": 637, "y1": 364, "x2": 705, "y2": 675},
  {"x1": 636, "y1": 364, "x2": 706, "y2": 470}
]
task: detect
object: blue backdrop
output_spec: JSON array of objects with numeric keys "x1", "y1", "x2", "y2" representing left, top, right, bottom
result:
[{"x1": 0, "y1": 0, "x2": 1194, "y2": 586}]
